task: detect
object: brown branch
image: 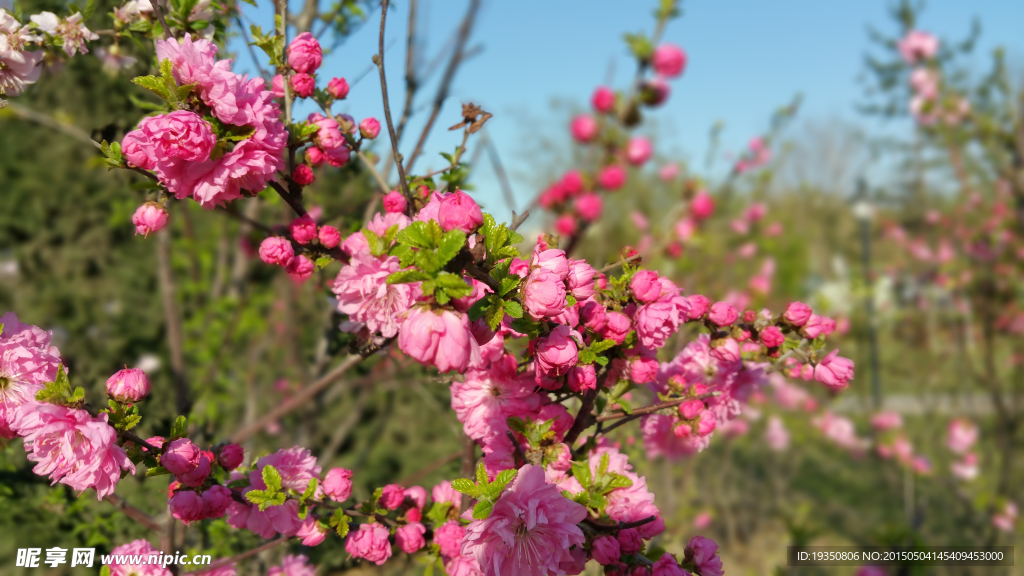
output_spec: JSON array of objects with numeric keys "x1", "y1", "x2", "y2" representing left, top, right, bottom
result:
[
  {"x1": 583, "y1": 514, "x2": 657, "y2": 533},
  {"x1": 596, "y1": 392, "x2": 720, "y2": 435},
  {"x1": 156, "y1": 227, "x2": 191, "y2": 415},
  {"x1": 510, "y1": 209, "x2": 532, "y2": 231},
  {"x1": 463, "y1": 261, "x2": 500, "y2": 292},
  {"x1": 6, "y1": 102, "x2": 101, "y2": 149},
  {"x1": 563, "y1": 388, "x2": 600, "y2": 447},
  {"x1": 596, "y1": 254, "x2": 643, "y2": 274},
  {"x1": 105, "y1": 494, "x2": 163, "y2": 531},
  {"x1": 482, "y1": 129, "x2": 517, "y2": 214},
  {"x1": 394, "y1": 0, "x2": 419, "y2": 143},
  {"x1": 398, "y1": 449, "x2": 461, "y2": 485},
  {"x1": 151, "y1": 0, "x2": 174, "y2": 39},
  {"x1": 402, "y1": 0, "x2": 481, "y2": 173},
  {"x1": 372, "y1": 0, "x2": 414, "y2": 208},
  {"x1": 229, "y1": 353, "x2": 367, "y2": 443},
  {"x1": 185, "y1": 536, "x2": 289, "y2": 575}
]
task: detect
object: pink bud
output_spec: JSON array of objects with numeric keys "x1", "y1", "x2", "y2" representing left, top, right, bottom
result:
[
  {"x1": 383, "y1": 190, "x2": 407, "y2": 214},
  {"x1": 760, "y1": 325, "x2": 785, "y2": 348},
  {"x1": 630, "y1": 270, "x2": 662, "y2": 303},
  {"x1": 708, "y1": 302, "x2": 738, "y2": 326},
  {"x1": 105, "y1": 368, "x2": 150, "y2": 402},
  {"x1": 286, "y1": 255, "x2": 315, "y2": 282},
  {"x1": 217, "y1": 444, "x2": 244, "y2": 470},
  {"x1": 359, "y1": 117, "x2": 381, "y2": 139},
  {"x1": 169, "y1": 490, "x2": 204, "y2": 523},
  {"x1": 437, "y1": 190, "x2": 483, "y2": 233},
  {"x1": 200, "y1": 485, "x2": 233, "y2": 519},
  {"x1": 522, "y1": 268, "x2": 567, "y2": 319},
  {"x1": 690, "y1": 191, "x2": 715, "y2": 220},
  {"x1": 293, "y1": 164, "x2": 315, "y2": 186},
  {"x1": 629, "y1": 355, "x2": 659, "y2": 384},
  {"x1": 271, "y1": 74, "x2": 285, "y2": 98},
  {"x1": 813, "y1": 350, "x2": 855, "y2": 389},
  {"x1": 570, "y1": 114, "x2": 599, "y2": 143},
  {"x1": 566, "y1": 260, "x2": 597, "y2": 300},
  {"x1": 652, "y1": 43, "x2": 687, "y2": 78},
  {"x1": 535, "y1": 325, "x2": 579, "y2": 377},
  {"x1": 395, "y1": 521, "x2": 427, "y2": 554},
  {"x1": 132, "y1": 202, "x2": 169, "y2": 237},
  {"x1": 297, "y1": 515, "x2": 329, "y2": 546},
  {"x1": 679, "y1": 398, "x2": 704, "y2": 420},
  {"x1": 803, "y1": 314, "x2": 836, "y2": 339},
  {"x1": 685, "y1": 294, "x2": 710, "y2": 319},
  {"x1": 407, "y1": 508, "x2": 423, "y2": 522},
  {"x1": 289, "y1": 215, "x2": 318, "y2": 244},
  {"x1": 327, "y1": 77, "x2": 349, "y2": 99},
  {"x1": 318, "y1": 225, "x2": 341, "y2": 248},
  {"x1": 598, "y1": 165, "x2": 626, "y2": 191},
  {"x1": 178, "y1": 454, "x2": 211, "y2": 487},
  {"x1": 380, "y1": 484, "x2": 406, "y2": 510},
  {"x1": 617, "y1": 528, "x2": 642, "y2": 554},
  {"x1": 162, "y1": 438, "x2": 201, "y2": 476},
  {"x1": 625, "y1": 137, "x2": 653, "y2": 166},
  {"x1": 555, "y1": 214, "x2": 577, "y2": 236},
  {"x1": 574, "y1": 193, "x2": 603, "y2": 222},
  {"x1": 783, "y1": 301, "x2": 813, "y2": 326},
  {"x1": 591, "y1": 86, "x2": 616, "y2": 114},
  {"x1": 287, "y1": 31, "x2": 323, "y2": 73},
  {"x1": 601, "y1": 311, "x2": 632, "y2": 344},
  {"x1": 290, "y1": 72, "x2": 315, "y2": 98},
  {"x1": 306, "y1": 146, "x2": 325, "y2": 166},
  {"x1": 259, "y1": 237, "x2": 295, "y2": 267},
  {"x1": 404, "y1": 486, "x2": 427, "y2": 509},
  {"x1": 567, "y1": 364, "x2": 597, "y2": 392},
  {"x1": 323, "y1": 467, "x2": 354, "y2": 502},
  {"x1": 592, "y1": 535, "x2": 621, "y2": 565},
  {"x1": 696, "y1": 410, "x2": 716, "y2": 436}
]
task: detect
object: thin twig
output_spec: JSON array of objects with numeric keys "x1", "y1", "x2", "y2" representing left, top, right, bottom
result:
[
  {"x1": 482, "y1": 129, "x2": 517, "y2": 213},
  {"x1": 156, "y1": 226, "x2": 191, "y2": 415},
  {"x1": 394, "y1": 0, "x2": 419, "y2": 142},
  {"x1": 358, "y1": 150, "x2": 392, "y2": 194},
  {"x1": 235, "y1": 16, "x2": 269, "y2": 79},
  {"x1": 372, "y1": 0, "x2": 413, "y2": 207},
  {"x1": 185, "y1": 536, "x2": 289, "y2": 574},
  {"x1": 582, "y1": 515, "x2": 657, "y2": 532},
  {"x1": 402, "y1": 0, "x2": 481, "y2": 173},
  {"x1": 596, "y1": 254, "x2": 643, "y2": 274},
  {"x1": 151, "y1": 0, "x2": 174, "y2": 38},
  {"x1": 105, "y1": 494, "x2": 163, "y2": 531},
  {"x1": 398, "y1": 449, "x2": 461, "y2": 486}
]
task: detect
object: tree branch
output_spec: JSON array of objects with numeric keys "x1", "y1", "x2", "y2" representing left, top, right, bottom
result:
[
  {"x1": 105, "y1": 494, "x2": 163, "y2": 532},
  {"x1": 185, "y1": 536, "x2": 289, "y2": 575},
  {"x1": 156, "y1": 226, "x2": 191, "y2": 415},
  {"x1": 372, "y1": 0, "x2": 414, "y2": 208}
]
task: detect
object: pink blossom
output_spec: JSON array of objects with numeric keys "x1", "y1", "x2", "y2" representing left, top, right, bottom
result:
[
  {"x1": 107, "y1": 540, "x2": 172, "y2": 576},
  {"x1": 254, "y1": 446, "x2": 321, "y2": 491},
  {"x1": 570, "y1": 114, "x2": 599, "y2": 143},
  {"x1": 105, "y1": 368, "x2": 150, "y2": 402},
  {"x1": 555, "y1": 214, "x2": 577, "y2": 236},
  {"x1": 803, "y1": 314, "x2": 836, "y2": 338},
  {"x1": 592, "y1": 535, "x2": 620, "y2": 565},
  {"x1": 574, "y1": 193, "x2": 603, "y2": 221},
  {"x1": 522, "y1": 268, "x2": 567, "y2": 319},
  {"x1": 290, "y1": 73, "x2": 314, "y2": 97},
  {"x1": 589, "y1": 447, "x2": 663, "y2": 538},
  {"x1": 162, "y1": 438, "x2": 201, "y2": 476},
  {"x1": 462, "y1": 464, "x2": 586, "y2": 576},
  {"x1": 271, "y1": 74, "x2": 285, "y2": 97},
  {"x1": 783, "y1": 301, "x2": 812, "y2": 326},
  {"x1": 286, "y1": 255, "x2": 314, "y2": 282},
  {"x1": 438, "y1": 190, "x2": 483, "y2": 233},
  {"x1": 652, "y1": 554, "x2": 689, "y2": 576},
  {"x1": 359, "y1": 117, "x2": 381, "y2": 139},
  {"x1": 641, "y1": 414, "x2": 698, "y2": 460},
  {"x1": 178, "y1": 453, "x2": 211, "y2": 487},
  {"x1": 296, "y1": 516, "x2": 328, "y2": 546},
  {"x1": 269, "y1": 555, "x2": 316, "y2": 576},
  {"x1": 289, "y1": 215, "x2": 318, "y2": 245},
  {"x1": 318, "y1": 225, "x2": 341, "y2": 248},
  {"x1": 287, "y1": 32, "x2": 322, "y2": 73},
  {"x1": 601, "y1": 311, "x2": 632, "y2": 344},
  {"x1": 765, "y1": 416, "x2": 789, "y2": 451},
  {"x1": 532, "y1": 248, "x2": 570, "y2": 280},
  {"x1": 201, "y1": 485, "x2": 233, "y2": 519},
  {"x1": 333, "y1": 252, "x2": 416, "y2": 338},
  {"x1": 708, "y1": 302, "x2": 738, "y2": 326},
  {"x1": 947, "y1": 419, "x2": 978, "y2": 454},
  {"x1": 345, "y1": 522, "x2": 393, "y2": 565},
  {"x1": 218, "y1": 444, "x2": 244, "y2": 470},
  {"x1": 870, "y1": 411, "x2": 902, "y2": 432},
  {"x1": 813, "y1": 350, "x2": 855, "y2": 389},
  {"x1": 434, "y1": 520, "x2": 466, "y2": 558},
  {"x1": 0, "y1": 10, "x2": 44, "y2": 96},
  {"x1": 653, "y1": 43, "x2": 687, "y2": 77},
  {"x1": 259, "y1": 237, "x2": 295, "y2": 267},
  {"x1": 535, "y1": 326, "x2": 579, "y2": 377},
  {"x1": 626, "y1": 137, "x2": 653, "y2": 166},
  {"x1": 451, "y1": 356, "x2": 539, "y2": 443},
  {"x1": 327, "y1": 77, "x2": 349, "y2": 99},
  {"x1": 170, "y1": 490, "x2": 204, "y2": 523},
  {"x1": 686, "y1": 536, "x2": 723, "y2": 576},
  {"x1": 19, "y1": 405, "x2": 135, "y2": 499},
  {"x1": 760, "y1": 325, "x2": 784, "y2": 348},
  {"x1": 404, "y1": 485, "x2": 427, "y2": 509},
  {"x1": 598, "y1": 165, "x2": 627, "y2": 191},
  {"x1": 432, "y1": 480, "x2": 460, "y2": 510},
  {"x1": 909, "y1": 67, "x2": 939, "y2": 99},
  {"x1": 292, "y1": 164, "x2": 314, "y2": 186},
  {"x1": 566, "y1": 260, "x2": 597, "y2": 300},
  {"x1": 631, "y1": 270, "x2": 662, "y2": 303},
  {"x1": 446, "y1": 555, "x2": 484, "y2": 576},
  {"x1": 686, "y1": 295, "x2": 710, "y2": 319},
  {"x1": 399, "y1": 307, "x2": 479, "y2": 373},
  {"x1": 380, "y1": 483, "x2": 406, "y2": 509},
  {"x1": 124, "y1": 111, "x2": 217, "y2": 168},
  {"x1": 690, "y1": 191, "x2": 715, "y2": 220},
  {"x1": 592, "y1": 86, "x2": 615, "y2": 113},
  {"x1": 897, "y1": 30, "x2": 939, "y2": 64},
  {"x1": 323, "y1": 467, "x2": 353, "y2": 502},
  {"x1": 568, "y1": 364, "x2": 597, "y2": 392},
  {"x1": 132, "y1": 203, "x2": 169, "y2": 236},
  {"x1": 396, "y1": 521, "x2": 427, "y2": 553},
  {"x1": 383, "y1": 190, "x2": 407, "y2": 213}
]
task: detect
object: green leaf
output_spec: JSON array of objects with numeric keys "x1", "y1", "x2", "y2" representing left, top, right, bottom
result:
[
  {"x1": 425, "y1": 501, "x2": 452, "y2": 526},
  {"x1": 170, "y1": 415, "x2": 188, "y2": 440},
  {"x1": 615, "y1": 398, "x2": 633, "y2": 415},
  {"x1": 386, "y1": 270, "x2": 432, "y2": 284},
  {"x1": 472, "y1": 500, "x2": 494, "y2": 520},
  {"x1": 599, "y1": 453, "x2": 609, "y2": 476},
  {"x1": 605, "y1": 473, "x2": 634, "y2": 490},
  {"x1": 437, "y1": 230, "x2": 467, "y2": 267},
  {"x1": 100, "y1": 566, "x2": 111, "y2": 576},
  {"x1": 571, "y1": 461, "x2": 591, "y2": 488},
  {"x1": 506, "y1": 416, "x2": 527, "y2": 435},
  {"x1": 396, "y1": 221, "x2": 436, "y2": 249},
  {"x1": 571, "y1": 491, "x2": 590, "y2": 506},
  {"x1": 578, "y1": 349, "x2": 597, "y2": 365},
  {"x1": 226, "y1": 478, "x2": 251, "y2": 489},
  {"x1": 145, "y1": 466, "x2": 170, "y2": 477},
  {"x1": 566, "y1": 294, "x2": 577, "y2": 306},
  {"x1": 468, "y1": 295, "x2": 493, "y2": 322},
  {"x1": 590, "y1": 339, "x2": 617, "y2": 354},
  {"x1": 297, "y1": 502, "x2": 309, "y2": 520},
  {"x1": 301, "y1": 478, "x2": 318, "y2": 501},
  {"x1": 503, "y1": 300, "x2": 523, "y2": 319},
  {"x1": 262, "y1": 464, "x2": 282, "y2": 492},
  {"x1": 328, "y1": 510, "x2": 352, "y2": 538},
  {"x1": 475, "y1": 462, "x2": 489, "y2": 487},
  {"x1": 493, "y1": 469, "x2": 517, "y2": 489},
  {"x1": 35, "y1": 365, "x2": 73, "y2": 406},
  {"x1": 450, "y1": 478, "x2": 480, "y2": 497},
  {"x1": 484, "y1": 298, "x2": 505, "y2": 331},
  {"x1": 132, "y1": 75, "x2": 169, "y2": 101},
  {"x1": 363, "y1": 227, "x2": 386, "y2": 257}
]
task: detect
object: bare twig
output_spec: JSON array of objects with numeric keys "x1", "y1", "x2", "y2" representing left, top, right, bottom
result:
[
  {"x1": 582, "y1": 514, "x2": 657, "y2": 532},
  {"x1": 358, "y1": 150, "x2": 392, "y2": 194},
  {"x1": 6, "y1": 102, "x2": 101, "y2": 149},
  {"x1": 185, "y1": 536, "x2": 289, "y2": 574},
  {"x1": 482, "y1": 129, "x2": 517, "y2": 214},
  {"x1": 596, "y1": 254, "x2": 643, "y2": 274},
  {"x1": 372, "y1": 0, "x2": 413, "y2": 207},
  {"x1": 235, "y1": 16, "x2": 269, "y2": 79},
  {"x1": 151, "y1": 0, "x2": 174, "y2": 39},
  {"x1": 402, "y1": 0, "x2": 481, "y2": 173},
  {"x1": 105, "y1": 494, "x2": 163, "y2": 532},
  {"x1": 394, "y1": 0, "x2": 419, "y2": 142},
  {"x1": 156, "y1": 226, "x2": 191, "y2": 415},
  {"x1": 398, "y1": 450, "x2": 461, "y2": 486}
]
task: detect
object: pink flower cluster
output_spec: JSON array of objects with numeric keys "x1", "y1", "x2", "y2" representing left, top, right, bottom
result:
[
  {"x1": 258, "y1": 214, "x2": 342, "y2": 282},
  {"x1": 122, "y1": 35, "x2": 286, "y2": 208}
]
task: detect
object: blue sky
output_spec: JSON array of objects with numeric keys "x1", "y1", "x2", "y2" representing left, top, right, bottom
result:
[{"x1": 234, "y1": 0, "x2": 1024, "y2": 221}]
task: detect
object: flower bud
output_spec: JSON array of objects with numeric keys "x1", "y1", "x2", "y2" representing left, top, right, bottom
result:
[
  {"x1": 652, "y1": 43, "x2": 687, "y2": 77},
  {"x1": 690, "y1": 191, "x2": 715, "y2": 220},
  {"x1": 290, "y1": 73, "x2": 315, "y2": 98},
  {"x1": 383, "y1": 190, "x2": 407, "y2": 214},
  {"x1": 567, "y1": 364, "x2": 596, "y2": 392},
  {"x1": 327, "y1": 76, "x2": 349, "y2": 99},
  {"x1": 323, "y1": 467, "x2": 354, "y2": 502},
  {"x1": 630, "y1": 270, "x2": 662, "y2": 303},
  {"x1": 162, "y1": 438, "x2": 201, "y2": 476},
  {"x1": 708, "y1": 302, "x2": 738, "y2": 326},
  {"x1": 287, "y1": 32, "x2": 322, "y2": 73},
  {"x1": 106, "y1": 368, "x2": 150, "y2": 402},
  {"x1": 592, "y1": 535, "x2": 620, "y2": 565},
  {"x1": 259, "y1": 237, "x2": 295, "y2": 267},
  {"x1": 395, "y1": 521, "x2": 427, "y2": 554},
  {"x1": 132, "y1": 202, "x2": 169, "y2": 237},
  {"x1": 318, "y1": 225, "x2": 341, "y2": 248},
  {"x1": 217, "y1": 444, "x2": 244, "y2": 470},
  {"x1": 286, "y1": 255, "x2": 315, "y2": 282},
  {"x1": 437, "y1": 190, "x2": 483, "y2": 233},
  {"x1": 292, "y1": 164, "x2": 315, "y2": 186},
  {"x1": 570, "y1": 114, "x2": 599, "y2": 143},
  {"x1": 598, "y1": 165, "x2": 626, "y2": 191},
  {"x1": 380, "y1": 484, "x2": 406, "y2": 510},
  {"x1": 625, "y1": 137, "x2": 653, "y2": 166},
  {"x1": 306, "y1": 146, "x2": 325, "y2": 166},
  {"x1": 271, "y1": 74, "x2": 285, "y2": 98},
  {"x1": 591, "y1": 86, "x2": 616, "y2": 114},
  {"x1": 783, "y1": 301, "x2": 812, "y2": 326},
  {"x1": 359, "y1": 117, "x2": 381, "y2": 139},
  {"x1": 535, "y1": 325, "x2": 579, "y2": 377},
  {"x1": 760, "y1": 325, "x2": 785, "y2": 348},
  {"x1": 574, "y1": 192, "x2": 603, "y2": 221},
  {"x1": 289, "y1": 215, "x2": 318, "y2": 245},
  {"x1": 169, "y1": 490, "x2": 204, "y2": 523}
]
